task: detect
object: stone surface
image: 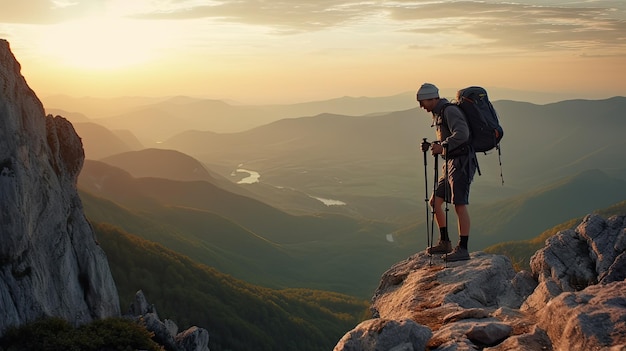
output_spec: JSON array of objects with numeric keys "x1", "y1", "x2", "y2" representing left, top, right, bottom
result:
[
  {"x1": 336, "y1": 214, "x2": 626, "y2": 350},
  {"x1": 465, "y1": 322, "x2": 512, "y2": 346},
  {"x1": 176, "y1": 326, "x2": 211, "y2": 351},
  {"x1": 129, "y1": 290, "x2": 210, "y2": 351},
  {"x1": 0, "y1": 39, "x2": 120, "y2": 333},
  {"x1": 535, "y1": 281, "x2": 626, "y2": 350},
  {"x1": 482, "y1": 325, "x2": 552, "y2": 351},
  {"x1": 333, "y1": 318, "x2": 431, "y2": 351},
  {"x1": 0, "y1": 39, "x2": 209, "y2": 351},
  {"x1": 371, "y1": 251, "x2": 536, "y2": 323}
]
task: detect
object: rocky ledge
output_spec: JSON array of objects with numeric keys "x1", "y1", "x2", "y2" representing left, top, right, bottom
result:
[
  {"x1": 128, "y1": 290, "x2": 209, "y2": 351},
  {"x1": 334, "y1": 214, "x2": 626, "y2": 350}
]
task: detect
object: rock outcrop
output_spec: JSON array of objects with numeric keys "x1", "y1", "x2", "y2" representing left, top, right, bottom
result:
[
  {"x1": 0, "y1": 39, "x2": 211, "y2": 351},
  {"x1": 128, "y1": 290, "x2": 210, "y2": 351},
  {"x1": 0, "y1": 39, "x2": 120, "y2": 333},
  {"x1": 335, "y1": 214, "x2": 626, "y2": 350}
]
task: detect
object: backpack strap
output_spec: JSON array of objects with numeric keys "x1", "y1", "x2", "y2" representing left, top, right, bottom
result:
[
  {"x1": 440, "y1": 103, "x2": 473, "y2": 157},
  {"x1": 440, "y1": 103, "x2": 481, "y2": 178}
]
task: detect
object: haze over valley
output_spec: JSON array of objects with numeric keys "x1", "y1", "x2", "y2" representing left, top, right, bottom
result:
[
  {"x1": 2, "y1": 1, "x2": 626, "y2": 348},
  {"x1": 51, "y1": 92, "x2": 626, "y2": 298}
]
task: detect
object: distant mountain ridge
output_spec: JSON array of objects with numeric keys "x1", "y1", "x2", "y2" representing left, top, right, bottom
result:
[
  {"x1": 79, "y1": 154, "x2": 626, "y2": 299},
  {"x1": 151, "y1": 97, "x2": 626, "y2": 213},
  {"x1": 69, "y1": 93, "x2": 626, "y2": 298},
  {"x1": 42, "y1": 92, "x2": 420, "y2": 142},
  {"x1": 72, "y1": 122, "x2": 137, "y2": 159},
  {"x1": 101, "y1": 148, "x2": 217, "y2": 182},
  {"x1": 48, "y1": 93, "x2": 626, "y2": 212},
  {"x1": 78, "y1": 160, "x2": 405, "y2": 297},
  {"x1": 42, "y1": 89, "x2": 620, "y2": 129},
  {"x1": 493, "y1": 97, "x2": 626, "y2": 188},
  {"x1": 471, "y1": 168, "x2": 626, "y2": 246},
  {"x1": 7, "y1": 34, "x2": 624, "y2": 351}
]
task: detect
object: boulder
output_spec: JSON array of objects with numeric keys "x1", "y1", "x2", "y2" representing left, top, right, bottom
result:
[
  {"x1": 371, "y1": 252, "x2": 536, "y2": 323},
  {"x1": 333, "y1": 318, "x2": 431, "y2": 351},
  {"x1": 535, "y1": 281, "x2": 626, "y2": 350},
  {"x1": 336, "y1": 214, "x2": 626, "y2": 350},
  {"x1": 128, "y1": 290, "x2": 210, "y2": 351}
]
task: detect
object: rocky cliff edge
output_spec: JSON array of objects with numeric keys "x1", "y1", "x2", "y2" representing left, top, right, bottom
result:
[
  {"x1": 335, "y1": 214, "x2": 626, "y2": 350},
  {"x1": 0, "y1": 39, "x2": 120, "y2": 332},
  {"x1": 0, "y1": 39, "x2": 210, "y2": 351}
]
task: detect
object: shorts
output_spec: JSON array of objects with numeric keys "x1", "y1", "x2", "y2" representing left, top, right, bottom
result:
[{"x1": 434, "y1": 154, "x2": 477, "y2": 205}]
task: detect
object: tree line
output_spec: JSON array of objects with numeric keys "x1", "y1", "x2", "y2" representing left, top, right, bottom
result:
[{"x1": 95, "y1": 222, "x2": 370, "y2": 351}]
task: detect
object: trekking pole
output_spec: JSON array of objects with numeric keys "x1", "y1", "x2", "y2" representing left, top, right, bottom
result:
[
  {"x1": 430, "y1": 153, "x2": 439, "y2": 266},
  {"x1": 497, "y1": 144, "x2": 504, "y2": 186},
  {"x1": 422, "y1": 138, "x2": 431, "y2": 259},
  {"x1": 443, "y1": 144, "x2": 449, "y2": 268}
]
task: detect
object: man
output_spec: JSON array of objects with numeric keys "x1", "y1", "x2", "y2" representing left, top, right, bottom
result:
[{"x1": 417, "y1": 83, "x2": 477, "y2": 262}]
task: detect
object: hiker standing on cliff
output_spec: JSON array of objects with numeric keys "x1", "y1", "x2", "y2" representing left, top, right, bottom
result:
[{"x1": 417, "y1": 83, "x2": 477, "y2": 262}]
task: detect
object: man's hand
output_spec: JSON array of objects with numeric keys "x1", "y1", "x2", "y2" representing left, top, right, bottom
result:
[
  {"x1": 420, "y1": 140, "x2": 431, "y2": 152},
  {"x1": 430, "y1": 142, "x2": 443, "y2": 155}
]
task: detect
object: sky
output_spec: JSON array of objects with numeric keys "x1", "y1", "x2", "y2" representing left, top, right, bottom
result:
[{"x1": 0, "y1": 0, "x2": 625, "y2": 104}]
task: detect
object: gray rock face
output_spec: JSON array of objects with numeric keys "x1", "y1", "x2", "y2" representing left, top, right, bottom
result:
[
  {"x1": 333, "y1": 318, "x2": 431, "y2": 351},
  {"x1": 335, "y1": 214, "x2": 626, "y2": 350},
  {"x1": 525, "y1": 214, "x2": 626, "y2": 349},
  {"x1": 0, "y1": 39, "x2": 120, "y2": 334},
  {"x1": 129, "y1": 290, "x2": 210, "y2": 351}
]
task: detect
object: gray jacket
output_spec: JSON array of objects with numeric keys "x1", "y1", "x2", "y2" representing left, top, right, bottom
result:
[{"x1": 432, "y1": 98, "x2": 471, "y2": 156}]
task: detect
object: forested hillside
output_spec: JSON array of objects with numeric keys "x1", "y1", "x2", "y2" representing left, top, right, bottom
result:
[{"x1": 93, "y1": 222, "x2": 370, "y2": 351}]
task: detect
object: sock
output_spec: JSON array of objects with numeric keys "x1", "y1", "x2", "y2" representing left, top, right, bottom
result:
[
  {"x1": 439, "y1": 227, "x2": 450, "y2": 242},
  {"x1": 460, "y1": 236, "x2": 469, "y2": 249}
]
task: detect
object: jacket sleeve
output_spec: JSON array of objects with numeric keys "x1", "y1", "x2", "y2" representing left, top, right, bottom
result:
[{"x1": 441, "y1": 105, "x2": 470, "y2": 153}]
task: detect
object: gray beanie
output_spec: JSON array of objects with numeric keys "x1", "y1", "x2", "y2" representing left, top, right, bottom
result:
[{"x1": 416, "y1": 83, "x2": 439, "y2": 100}]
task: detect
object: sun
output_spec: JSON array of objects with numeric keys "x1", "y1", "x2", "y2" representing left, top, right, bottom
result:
[{"x1": 39, "y1": 15, "x2": 162, "y2": 71}]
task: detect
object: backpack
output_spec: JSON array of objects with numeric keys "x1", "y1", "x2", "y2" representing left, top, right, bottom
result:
[
  {"x1": 442, "y1": 86, "x2": 504, "y2": 183},
  {"x1": 448, "y1": 86, "x2": 503, "y2": 153}
]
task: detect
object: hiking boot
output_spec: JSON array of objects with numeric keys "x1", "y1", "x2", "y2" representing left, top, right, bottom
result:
[
  {"x1": 427, "y1": 240, "x2": 452, "y2": 255},
  {"x1": 443, "y1": 246, "x2": 470, "y2": 262}
]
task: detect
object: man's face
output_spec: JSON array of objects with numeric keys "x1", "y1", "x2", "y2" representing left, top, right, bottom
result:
[{"x1": 418, "y1": 98, "x2": 437, "y2": 113}]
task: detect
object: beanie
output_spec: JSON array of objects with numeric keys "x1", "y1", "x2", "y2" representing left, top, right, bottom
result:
[{"x1": 416, "y1": 83, "x2": 439, "y2": 100}]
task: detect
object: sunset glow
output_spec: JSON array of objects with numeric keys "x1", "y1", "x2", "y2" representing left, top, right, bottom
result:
[{"x1": 1, "y1": 0, "x2": 624, "y2": 104}]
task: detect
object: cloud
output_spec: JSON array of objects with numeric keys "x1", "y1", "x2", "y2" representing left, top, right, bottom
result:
[
  {"x1": 0, "y1": 0, "x2": 59, "y2": 24},
  {"x1": 132, "y1": 0, "x2": 378, "y2": 31},
  {"x1": 3, "y1": 0, "x2": 623, "y2": 56},
  {"x1": 129, "y1": 0, "x2": 626, "y2": 53},
  {"x1": 0, "y1": 0, "x2": 106, "y2": 24},
  {"x1": 392, "y1": 1, "x2": 626, "y2": 54}
]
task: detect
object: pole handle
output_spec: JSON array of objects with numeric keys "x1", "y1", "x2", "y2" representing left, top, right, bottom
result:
[{"x1": 422, "y1": 138, "x2": 429, "y2": 165}]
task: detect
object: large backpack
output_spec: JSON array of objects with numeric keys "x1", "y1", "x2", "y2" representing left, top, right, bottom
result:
[
  {"x1": 452, "y1": 86, "x2": 503, "y2": 153},
  {"x1": 443, "y1": 86, "x2": 504, "y2": 183}
]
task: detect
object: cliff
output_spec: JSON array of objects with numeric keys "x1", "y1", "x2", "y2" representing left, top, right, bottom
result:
[
  {"x1": 335, "y1": 214, "x2": 626, "y2": 350},
  {"x1": 0, "y1": 39, "x2": 121, "y2": 332},
  {"x1": 0, "y1": 40, "x2": 210, "y2": 351}
]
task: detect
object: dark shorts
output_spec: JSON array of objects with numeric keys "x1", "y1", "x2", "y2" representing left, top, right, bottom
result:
[{"x1": 434, "y1": 154, "x2": 477, "y2": 205}]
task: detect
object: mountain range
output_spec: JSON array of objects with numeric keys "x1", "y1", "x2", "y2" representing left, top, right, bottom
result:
[
  {"x1": 63, "y1": 94, "x2": 626, "y2": 211},
  {"x1": 4, "y1": 35, "x2": 622, "y2": 350},
  {"x1": 44, "y1": 92, "x2": 419, "y2": 142},
  {"x1": 79, "y1": 160, "x2": 403, "y2": 297},
  {"x1": 61, "y1": 93, "x2": 626, "y2": 299}
]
